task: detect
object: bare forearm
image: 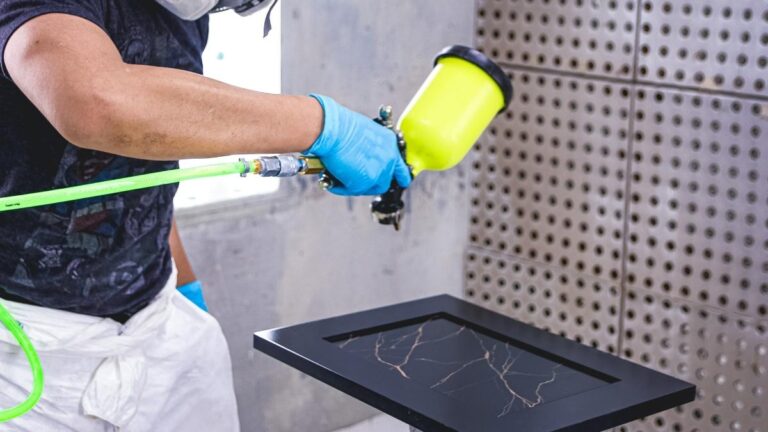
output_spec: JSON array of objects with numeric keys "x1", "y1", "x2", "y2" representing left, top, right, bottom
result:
[
  {"x1": 81, "y1": 65, "x2": 323, "y2": 160},
  {"x1": 5, "y1": 13, "x2": 323, "y2": 160}
]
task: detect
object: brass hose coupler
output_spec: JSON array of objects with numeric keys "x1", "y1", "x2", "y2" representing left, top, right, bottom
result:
[{"x1": 297, "y1": 156, "x2": 325, "y2": 175}]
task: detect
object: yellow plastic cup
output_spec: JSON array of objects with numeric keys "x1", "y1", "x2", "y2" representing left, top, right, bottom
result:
[{"x1": 397, "y1": 45, "x2": 512, "y2": 176}]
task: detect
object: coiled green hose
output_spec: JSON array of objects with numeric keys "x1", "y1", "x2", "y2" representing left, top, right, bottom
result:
[{"x1": 0, "y1": 301, "x2": 44, "y2": 422}]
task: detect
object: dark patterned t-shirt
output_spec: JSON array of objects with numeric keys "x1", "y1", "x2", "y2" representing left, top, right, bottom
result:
[{"x1": 0, "y1": 0, "x2": 208, "y2": 321}]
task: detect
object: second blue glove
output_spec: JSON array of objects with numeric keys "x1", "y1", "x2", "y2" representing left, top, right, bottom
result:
[
  {"x1": 177, "y1": 280, "x2": 209, "y2": 312},
  {"x1": 305, "y1": 94, "x2": 412, "y2": 196}
]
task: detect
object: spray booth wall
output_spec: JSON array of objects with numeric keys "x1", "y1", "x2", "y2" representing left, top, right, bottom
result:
[
  {"x1": 176, "y1": 1, "x2": 473, "y2": 431},
  {"x1": 467, "y1": 1, "x2": 767, "y2": 431}
]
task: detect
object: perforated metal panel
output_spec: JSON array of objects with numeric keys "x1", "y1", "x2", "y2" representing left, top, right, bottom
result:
[
  {"x1": 627, "y1": 88, "x2": 768, "y2": 318},
  {"x1": 471, "y1": 1, "x2": 768, "y2": 431},
  {"x1": 618, "y1": 291, "x2": 767, "y2": 432},
  {"x1": 637, "y1": 1, "x2": 768, "y2": 97},
  {"x1": 468, "y1": 70, "x2": 630, "y2": 283},
  {"x1": 476, "y1": 0, "x2": 637, "y2": 78}
]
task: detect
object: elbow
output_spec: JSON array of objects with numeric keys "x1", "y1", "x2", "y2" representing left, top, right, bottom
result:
[{"x1": 55, "y1": 89, "x2": 130, "y2": 153}]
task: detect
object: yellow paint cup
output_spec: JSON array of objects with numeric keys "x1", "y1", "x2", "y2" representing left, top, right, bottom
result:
[{"x1": 398, "y1": 46, "x2": 512, "y2": 176}]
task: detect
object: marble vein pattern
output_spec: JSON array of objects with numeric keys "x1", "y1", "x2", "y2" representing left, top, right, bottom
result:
[{"x1": 334, "y1": 318, "x2": 608, "y2": 417}]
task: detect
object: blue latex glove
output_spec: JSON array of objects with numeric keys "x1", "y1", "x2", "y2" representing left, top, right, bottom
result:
[
  {"x1": 305, "y1": 94, "x2": 412, "y2": 196},
  {"x1": 177, "y1": 280, "x2": 209, "y2": 312}
]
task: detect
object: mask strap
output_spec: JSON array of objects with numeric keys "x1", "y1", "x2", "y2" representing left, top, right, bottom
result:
[{"x1": 263, "y1": 0, "x2": 279, "y2": 37}]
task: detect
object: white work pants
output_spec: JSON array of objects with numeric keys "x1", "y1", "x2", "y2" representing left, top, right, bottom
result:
[{"x1": 0, "y1": 267, "x2": 240, "y2": 432}]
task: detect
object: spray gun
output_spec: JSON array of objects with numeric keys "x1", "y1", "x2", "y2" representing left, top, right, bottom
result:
[
  {"x1": 326, "y1": 45, "x2": 513, "y2": 230},
  {"x1": 310, "y1": 45, "x2": 513, "y2": 229},
  {"x1": 257, "y1": 45, "x2": 514, "y2": 231}
]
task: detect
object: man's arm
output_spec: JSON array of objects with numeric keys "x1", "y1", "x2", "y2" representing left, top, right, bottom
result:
[
  {"x1": 4, "y1": 13, "x2": 323, "y2": 160},
  {"x1": 169, "y1": 218, "x2": 197, "y2": 287}
]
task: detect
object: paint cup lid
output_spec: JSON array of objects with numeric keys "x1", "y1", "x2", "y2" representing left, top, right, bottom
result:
[{"x1": 434, "y1": 45, "x2": 513, "y2": 112}]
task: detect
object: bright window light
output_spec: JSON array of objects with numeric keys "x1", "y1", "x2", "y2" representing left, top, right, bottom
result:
[{"x1": 175, "y1": 4, "x2": 281, "y2": 209}]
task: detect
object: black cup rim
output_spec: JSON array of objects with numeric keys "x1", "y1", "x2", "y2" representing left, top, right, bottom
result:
[{"x1": 434, "y1": 45, "x2": 513, "y2": 112}]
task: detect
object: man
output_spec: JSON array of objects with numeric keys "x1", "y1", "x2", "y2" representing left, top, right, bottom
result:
[{"x1": 0, "y1": 0, "x2": 411, "y2": 430}]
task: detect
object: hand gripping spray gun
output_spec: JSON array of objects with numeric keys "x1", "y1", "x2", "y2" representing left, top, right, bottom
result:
[
  {"x1": 281, "y1": 45, "x2": 513, "y2": 230},
  {"x1": 0, "y1": 45, "x2": 510, "y2": 422}
]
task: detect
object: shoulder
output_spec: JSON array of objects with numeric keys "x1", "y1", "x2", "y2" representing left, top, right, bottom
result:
[
  {"x1": 0, "y1": 0, "x2": 107, "y2": 30},
  {"x1": 0, "y1": 0, "x2": 108, "y2": 79}
]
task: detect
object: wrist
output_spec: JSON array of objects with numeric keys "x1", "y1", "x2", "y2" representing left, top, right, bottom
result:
[
  {"x1": 304, "y1": 94, "x2": 337, "y2": 156},
  {"x1": 299, "y1": 95, "x2": 325, "y2": 154}
]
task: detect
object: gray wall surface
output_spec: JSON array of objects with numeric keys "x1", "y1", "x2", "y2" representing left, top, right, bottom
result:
[
  {"x1": 176, "y1": 2, "x2": 474, "y2": 431},
  {"x1": 469, "y1": 1, "x2": 767, "y2": 432}
]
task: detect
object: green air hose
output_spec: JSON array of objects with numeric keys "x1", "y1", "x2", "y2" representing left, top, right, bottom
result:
[
  {"x1": 0, "y1": 159, "x2": 256, "y2": 213},
  {"x1": 0, "y1": 301, "x2": 44, "y2": 422}
]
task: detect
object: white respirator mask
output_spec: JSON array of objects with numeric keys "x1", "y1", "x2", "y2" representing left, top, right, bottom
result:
[{"x1": 156, "y1": 0, "x2": 278, "y2": 35}]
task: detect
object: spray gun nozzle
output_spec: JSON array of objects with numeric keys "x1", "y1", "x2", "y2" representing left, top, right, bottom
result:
[
  {"x1": 371, "y1": 208, "x2": 402, "y2": 231},
  {"x1": 370, "y1": 179, "x2": 406, "y2": 231}
]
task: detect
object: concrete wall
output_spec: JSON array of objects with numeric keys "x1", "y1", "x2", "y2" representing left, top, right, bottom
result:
[{"x1": 175, "y1": 2, "x2": 474, "y2": 431}]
